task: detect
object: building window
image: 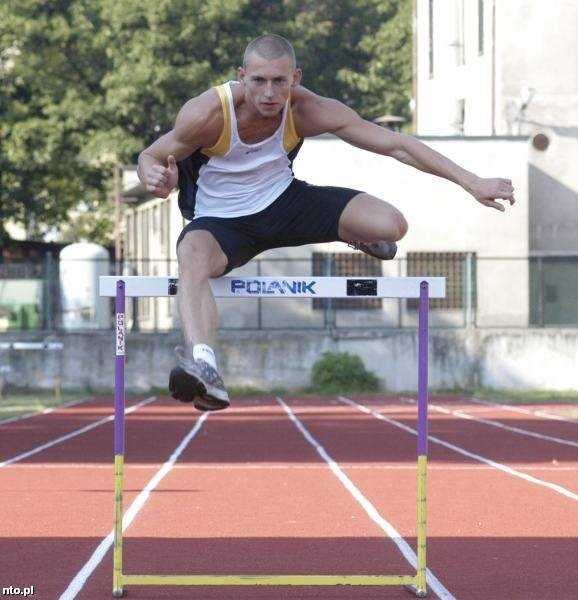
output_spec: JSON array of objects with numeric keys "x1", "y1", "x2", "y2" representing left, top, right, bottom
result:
[
  {"x1": 454, "y1": 0, "x2": 465, "y2": 66},
  {"x1": 312, "y1": 252, "x2": 383, "y2": 310},
  {"x1": 406, "y1": 251, "x2": 476, "y2": 310},
  {"x1": 530, "y1": 257, "x2": 578, "y2": 326},
  {"x1": 478, "y1": 0, "x2": 484, "y2": 55},
  {"x1": 125, "y1": 213, "x2": 133, "y2": 258},
  {"x1": 160, "y1": 199, "x2": 170, "y2": 251},
  {"x1": 454, "y1": 98, "x2": 465, "y2": 134},
  {"x1": 141, "y1": 209, "x2": 149, "y2": 275},
  {"x1": 428, "y1": 0, "x2": 434, "y2": 78},
  {"x1": 153, "y1": 204, "x2": 160, "y2": 240}
]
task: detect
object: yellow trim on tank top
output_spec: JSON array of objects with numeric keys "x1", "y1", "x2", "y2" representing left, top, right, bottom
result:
[
  {"x1": 284, "y1": 100, "x2": 301, "y2": 153},
  {"x1": 202, "y1": 84, "x2": 301, "y2": 156},
  {"x1": 202, "y1": 84, "x2": 231, "y2": 157}
]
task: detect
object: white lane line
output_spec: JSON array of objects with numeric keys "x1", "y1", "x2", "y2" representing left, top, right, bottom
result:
[
  {"x1": 58, "y1": 412, "x2": 208, "y2": 600},
  {"x1": 340, "y1": 397, "x2": 578, "y2": 502},
  {"x1": 401, "y1": 397, "x2": 578, "y2": 448},
  {"x1": 0, "y1": 396, "x2": 95, "y2": 426},
  {"x1": 277, "y1": 397, "x2": 455, "y2": 600},
  {"x1": 467, "y1": 396, "x2": 578, "y2": 424},
  {"x1": 0, "y1": 397, "x2": 156, "y2": 468}
]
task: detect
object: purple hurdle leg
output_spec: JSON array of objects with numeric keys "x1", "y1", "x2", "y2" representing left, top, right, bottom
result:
[
  {"x1": 113, "y1": 280, "x2": 125, "y2": 597},
  {"x1": 415, "y1": 280, "x2": 429, "y2": 596},
  {"x1": 114, "y1": 280, "x2": 126, "y2": 455},
  {"x1": 417, "y1": 281, "x2": 429, "y2": 456}
]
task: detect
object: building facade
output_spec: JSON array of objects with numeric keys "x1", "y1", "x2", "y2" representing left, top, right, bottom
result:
[{"x1": 415, "y1": 0, "x2": 578, "y2": 255}]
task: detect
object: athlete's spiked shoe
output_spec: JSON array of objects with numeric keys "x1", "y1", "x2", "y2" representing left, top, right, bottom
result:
[
  {"x1": 169, "y1": 347, "x2": 230, "y2": 412},
  {"x1": 347, "y1": 240, "x2": 398, "y2": 261}
]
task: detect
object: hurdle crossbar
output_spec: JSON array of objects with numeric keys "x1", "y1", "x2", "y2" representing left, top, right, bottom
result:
[
  {"x1": 0, "y1": 342, "x2": 63, "y2": 350},
  {"x1": 0, "y1": 341, "x2": 63, "y2": 402},
  {"x1": 102, "y1": 275, "x2": 443, "y2": 598}
]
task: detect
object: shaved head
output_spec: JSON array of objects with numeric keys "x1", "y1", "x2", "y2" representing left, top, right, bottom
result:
[{"x1": 243, "y1": 34, "x2": 296, "y2": 69}]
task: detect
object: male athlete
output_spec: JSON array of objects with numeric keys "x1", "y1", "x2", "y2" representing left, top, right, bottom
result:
[{"x1": 138, "y1": 34, "x2": 515, "y2": 412}]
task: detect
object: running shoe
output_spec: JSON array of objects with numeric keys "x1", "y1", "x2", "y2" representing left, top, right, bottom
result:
[
  {"x1": 169, "y1": 346, "x2": 230, "y2": 411},
  {"x1": 347, "y1": 240, "x2": 398, "y2": 260}
]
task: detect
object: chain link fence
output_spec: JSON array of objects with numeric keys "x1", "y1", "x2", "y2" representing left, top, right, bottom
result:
[{"x1": 0, "y1": 254, "x2": 577, "y2": 331}]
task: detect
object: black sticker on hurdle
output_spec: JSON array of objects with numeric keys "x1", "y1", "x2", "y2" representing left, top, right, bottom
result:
[
  {"x1": 168, "y1": 278, "x2": 179, "y2": 296},
  {"x1": 346, "y1": 279, "x2": 377, "y2": 296}
]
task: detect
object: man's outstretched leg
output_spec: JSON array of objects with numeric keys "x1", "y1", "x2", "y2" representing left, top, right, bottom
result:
[
  {"x1": 169, "y1": 229, "x2": 231, "y2": 411},
  {"x1": 338, "y1": 193, "x2": 408, "y2": 260}
]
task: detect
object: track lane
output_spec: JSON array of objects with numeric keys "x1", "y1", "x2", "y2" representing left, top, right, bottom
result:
[
  {"x1": 466, "y1": 396, "x2": 578, "y2": 425},
  {"x1": 425, "y1": 395, "x2": 578, "y2": 445},
  {"x1": 0, "y1": 395, "x2": 96, "y2": 426},
  {"x1": 400, "y1": 397, "x2": 578, "y2": 494},
  {"x1": 0, "y1": 396, "x2": 155, "y2": 464},
  {"x1": 338, "y1": 395, "x2": 578, "y2": 599},
  {"x1": 0, "y1": 398, "x2": 204, "y2": 599}
]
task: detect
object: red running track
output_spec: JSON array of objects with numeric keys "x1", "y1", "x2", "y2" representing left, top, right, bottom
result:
[{"x1": 0, "y1": 394, "x2": 577, "y2": 599}]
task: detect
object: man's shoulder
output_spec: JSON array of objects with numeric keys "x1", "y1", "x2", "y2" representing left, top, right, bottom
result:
[
  {"x1": 185, "y1": 86, "x2": 223, "y2": 114},
  {"x1": 174, "y1": 87, "x2": 225, "y2": 145},
  {"x1": 291, "y1": 85, "x2": 321, "y2": 105},
  {"x1": 292, "y1": 87, "x2": 343, "y2": 137}
]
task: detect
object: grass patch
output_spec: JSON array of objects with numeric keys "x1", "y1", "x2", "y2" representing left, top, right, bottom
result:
[
  {"x1": 0, "y1": 390, "x2": 90, "y2": 421},
  {"x1": 433, "y1": 387, "x2": 578, "y2": 405},
  {"x1": 228, "y1": 386, "x2": 289, "y2": 397}
]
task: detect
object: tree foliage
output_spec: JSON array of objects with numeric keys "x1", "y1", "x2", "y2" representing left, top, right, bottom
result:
[{"x1": 0, "y1": 0, "x2": 411, "y2": 244}]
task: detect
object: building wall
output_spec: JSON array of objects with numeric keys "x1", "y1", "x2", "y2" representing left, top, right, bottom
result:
[
  {"x1": 415, "y1": 0, "x2": 578, "y2": 254},
  {"x1": 293, "y1": 134, "x2": 529, "y2": 326},
  {"x1": 416, "y1": 0, "x2": 495, "y2": 135},
  {"x1": 496, "y1": 1, "x2": 578, "y2": 253}
]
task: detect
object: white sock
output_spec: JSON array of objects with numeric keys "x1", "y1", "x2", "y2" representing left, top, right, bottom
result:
[{"x1": 193, "y1": 344, "x2": 217, "y2": 370}]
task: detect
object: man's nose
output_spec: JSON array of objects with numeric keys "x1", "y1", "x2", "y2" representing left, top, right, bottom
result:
[{"x1": 264, "y1": 82, "x2": 274, "y2": 97}]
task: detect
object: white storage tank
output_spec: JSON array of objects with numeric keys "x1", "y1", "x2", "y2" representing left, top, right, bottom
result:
[{"x1": 60, "y1": 242, "x2": 110, "y2": 329}]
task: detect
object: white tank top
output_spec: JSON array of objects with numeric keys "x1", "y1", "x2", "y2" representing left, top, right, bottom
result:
[{"x1": 192, "y1": 81, "x2": 301, "y2": 219}]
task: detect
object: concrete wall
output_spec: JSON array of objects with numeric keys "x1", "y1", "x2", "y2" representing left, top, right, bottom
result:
[
  {"x1": 294, "y1": 135, "x2": 530, "y2": 327},
  {"x1": 2, "y1": 328, "x2": 576, "y2": 394}
]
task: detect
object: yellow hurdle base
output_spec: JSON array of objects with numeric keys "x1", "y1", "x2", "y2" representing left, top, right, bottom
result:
[
  {"x1": 114, "y1": 574, "x2": 427, "y2": 598},
  {"x1": 121, "y1": 574, "x2": 418, "y2": 586}
]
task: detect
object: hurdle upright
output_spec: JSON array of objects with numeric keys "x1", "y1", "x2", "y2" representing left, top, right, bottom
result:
[{"x1": 99, "y1": 275, "x2": 445, "y2": 598}]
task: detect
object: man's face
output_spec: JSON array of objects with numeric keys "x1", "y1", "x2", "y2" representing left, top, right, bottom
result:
[{"x1": 238, "y1": 53, "x2": 302, "y2": 117}]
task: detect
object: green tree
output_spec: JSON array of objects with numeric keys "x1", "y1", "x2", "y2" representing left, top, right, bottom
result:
[
  {"x1": 0, "y1": 0, "x2": 110, "y2": 241},
  {"x1": 284, "y1": 0, "x2": 412, "y2": 119},
  {"x1": 1, "y1": 0, "x2": 411, "y2": 244}
]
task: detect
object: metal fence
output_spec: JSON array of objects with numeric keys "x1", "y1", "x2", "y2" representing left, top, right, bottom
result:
[{"x1": 0, "y1": 254, "x2": 577, "y2": 331}]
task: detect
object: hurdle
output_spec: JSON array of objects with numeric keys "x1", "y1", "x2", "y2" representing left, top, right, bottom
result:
[
  {"x1": 99, "y1": 275, "x2": 446, "y2": 598},
  {"x1": 0, "y1": 340, "x2": 63, "y2": 402}
]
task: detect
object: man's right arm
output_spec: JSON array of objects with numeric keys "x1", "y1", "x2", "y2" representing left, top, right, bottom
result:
[{"x1": 137, "y1": 89, "x2": 222, "y2": 198}]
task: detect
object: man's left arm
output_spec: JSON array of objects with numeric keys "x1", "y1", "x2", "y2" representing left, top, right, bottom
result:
[{"x1": 299, "y1": 94, "x2": 515, "y2": 211}]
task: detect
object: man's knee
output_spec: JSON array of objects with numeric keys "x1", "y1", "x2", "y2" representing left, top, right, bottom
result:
[
  {"x1": 392, "y1": 210, "x2": 408, "y2": 241},
  {"x1": 177, "y1": 230, "x2": 227, "y2": 278},
  {"x1": 375, "y1": 206, "x2": 408, "y2": 242}
]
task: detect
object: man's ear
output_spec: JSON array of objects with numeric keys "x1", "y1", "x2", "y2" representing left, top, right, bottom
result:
[
  {"x1": 292, "y1": 67, "x2": 303, "y2": 87},
  {"x1": 237, "y1": 66, "x2": 246, "y2": 83}
]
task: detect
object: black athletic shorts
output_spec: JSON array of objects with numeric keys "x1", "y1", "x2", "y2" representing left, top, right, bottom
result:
[{"x1": 176, "y1": 178, "x2": 361, "y2": 274}]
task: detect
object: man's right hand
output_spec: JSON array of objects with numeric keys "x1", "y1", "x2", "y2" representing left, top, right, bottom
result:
[{"x1": 144, "y1": 155, "x2": 179, "y2": 198}]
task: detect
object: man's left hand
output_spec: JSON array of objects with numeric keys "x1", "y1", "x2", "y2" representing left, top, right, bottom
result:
[{"x1": 468, "y1": 176, "x2": 516, "y2": 212}]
